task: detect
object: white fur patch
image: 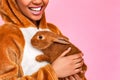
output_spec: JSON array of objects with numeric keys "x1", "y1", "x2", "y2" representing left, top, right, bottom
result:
[{"x1": 20, "y1": 27, "x2": 50, "y2": 75}]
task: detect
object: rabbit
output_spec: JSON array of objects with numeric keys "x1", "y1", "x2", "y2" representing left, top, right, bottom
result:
[{"x1": 31, "y1": 31, "x2": 87, "y2": 80}]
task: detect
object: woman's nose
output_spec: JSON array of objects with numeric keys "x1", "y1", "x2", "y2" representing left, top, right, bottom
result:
[{"x1": 32, "y1": 0, "x2": 43, "y2": 5}]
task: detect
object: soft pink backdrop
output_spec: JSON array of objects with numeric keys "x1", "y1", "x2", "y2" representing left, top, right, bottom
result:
[
  {"x1": 46, "y1": 0, "x2": 120, "y2": 80},
  {"x1": 0, "y1": 0, "x2": 120, "y2": 80}
]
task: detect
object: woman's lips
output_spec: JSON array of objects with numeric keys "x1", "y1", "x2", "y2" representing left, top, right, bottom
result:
[{"x1": 29, "y1": 7, "x2": 42, "y2": 15}]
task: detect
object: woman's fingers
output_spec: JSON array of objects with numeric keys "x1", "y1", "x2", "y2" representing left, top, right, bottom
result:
[
  {"x1": 59, "y1": 47, "x2": 83, "y2": 59},
  {"x1": 74, "y1": 60, "x2": 84, "y2": 69},
  {"x1": 66, "y1": 53, "x2": 83, "y2": 60},
  {"x1": 59, "y1": 47, "x2": 71, "y2": 57},
  {"x1": 52, "y1": 47, "x2": 84, "y2": 78},
  {"x1": 65, "y1": 77, "x2": 69, "y2": 80},
  {"x1": 65, "y1": 74, "x2": 82, "y2": 80},
  {"x1": 73, "y1": 57, "x2": 83, "y2": 64},
  {"x1": 69, "y1": 76, "x2": 75, "y2": 80},
  {"x1": 73, "y1": 74, "x2": 82, "y2": 80},
  {"x1": 74, "y1": 68, "x2": 82, "y2": 74}
]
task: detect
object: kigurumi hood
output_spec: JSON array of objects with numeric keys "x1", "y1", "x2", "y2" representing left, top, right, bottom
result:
[{"x1": 0, "y1": 0, "x2": 47, "y2": 28}]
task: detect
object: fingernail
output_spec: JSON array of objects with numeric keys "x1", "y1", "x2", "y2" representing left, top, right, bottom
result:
[{"x1": 68, "y1": 47, "x2": 71, "y2": 50}]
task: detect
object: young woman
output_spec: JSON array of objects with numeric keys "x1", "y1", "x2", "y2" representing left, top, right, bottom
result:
[{"x1": 0, "y1": 0, "x2": 84, "y2": 80}]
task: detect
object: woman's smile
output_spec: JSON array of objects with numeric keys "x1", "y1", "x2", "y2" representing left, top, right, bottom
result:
[
  {"x1": 16, "y1": 0, "x2": 49, "y2": 21},
  {"x1": 28, "y1": 6, "x2": 43, "y2": 15}
]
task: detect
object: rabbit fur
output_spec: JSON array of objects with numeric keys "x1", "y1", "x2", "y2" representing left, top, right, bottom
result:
[{"x1": 31, "y1": 31, "x2": 87, "y2": 80}]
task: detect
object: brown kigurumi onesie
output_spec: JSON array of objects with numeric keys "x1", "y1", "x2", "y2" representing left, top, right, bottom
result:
[
  {"x1": 0, "y1": 0, "x2": 63, "y2": 80},
  {"x1": 31, "y1": 31, "x2": 87, "y2": 80}
]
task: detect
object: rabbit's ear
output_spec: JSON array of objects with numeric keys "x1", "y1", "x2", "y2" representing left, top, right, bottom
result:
[{"x1": 53, "y1": 37, "x2": 70, "y2": 44}]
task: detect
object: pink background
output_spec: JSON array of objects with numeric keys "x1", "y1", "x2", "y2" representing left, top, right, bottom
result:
[
  {"x1": 0, "y1": 0, "x2": 120, "y2": 80},
  {"x1": 46, "y1": 0, "x2": 120, "y2": 80}
]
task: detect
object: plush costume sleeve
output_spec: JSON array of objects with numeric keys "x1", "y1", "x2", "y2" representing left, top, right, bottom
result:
[
  {"x1": 20, "y1": 64, "x2": 58, "y2": 80},
  {"x1": 0, "y1": 24, "x2": 58, "y2": 80},
  {"x1": 47, "y1": 23, "x2": 62, "y2": 35}
]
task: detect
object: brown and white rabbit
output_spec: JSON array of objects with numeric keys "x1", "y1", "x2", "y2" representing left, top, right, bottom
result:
[{"x1": 31, "y1": 31, "x2": 87, "y2": 80}]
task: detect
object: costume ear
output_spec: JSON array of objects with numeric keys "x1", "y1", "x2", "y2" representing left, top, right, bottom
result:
[{"x1": 53, "y1": 37, "x2": 70, "y2": 44}]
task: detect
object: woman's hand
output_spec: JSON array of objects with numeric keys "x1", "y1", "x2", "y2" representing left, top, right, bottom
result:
[{"x1": 52, "y1": 47, "x2": 84, "y2": 78}]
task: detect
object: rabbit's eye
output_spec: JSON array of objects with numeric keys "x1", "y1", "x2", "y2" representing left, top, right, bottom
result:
[
  {"x1": 38, "y1": 35, "x2": 45, "y2": 40},
  {"x1": 39, "y1": 36, "x2": 43, "y2": 39}
]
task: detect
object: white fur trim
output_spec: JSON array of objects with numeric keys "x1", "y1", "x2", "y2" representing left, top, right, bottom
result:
[{"x1": 20, "y1": 27, "x2": 50, "y2": 75}]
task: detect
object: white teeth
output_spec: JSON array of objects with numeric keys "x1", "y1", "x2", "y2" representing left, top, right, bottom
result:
[{"x1": 30, "y1": 7, "x2": 41, "y2": 11}]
